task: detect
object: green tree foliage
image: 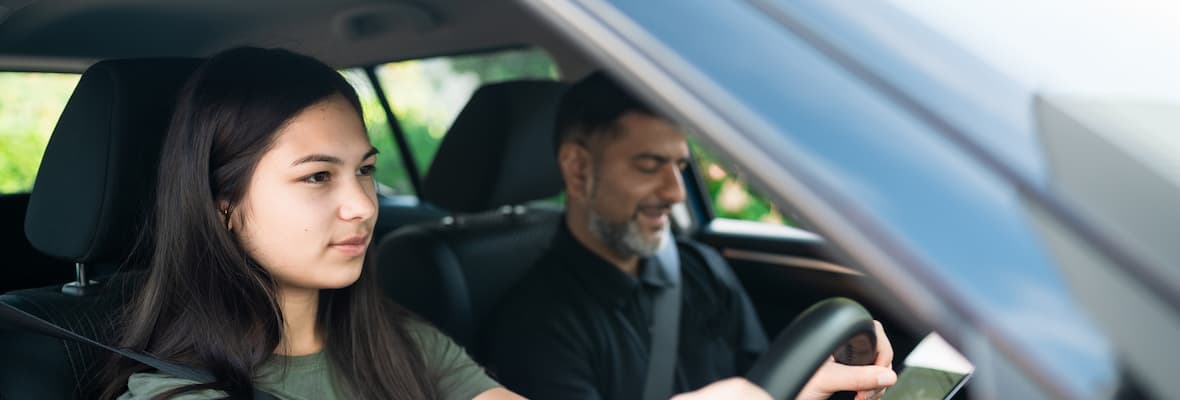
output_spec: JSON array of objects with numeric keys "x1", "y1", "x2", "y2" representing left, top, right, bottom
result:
[
  {"x1": 449, "y1": 48, "x2": 561, "y2": 83},
  {"x1": 690, "y1": 141, "x2": 793, "y2": 226},
  {"x1": 0, "y1": 73, "x2": 80, "y2": 193},
  {"x1": 364, "y1": 48, "x2": 560, "y2": 195}
]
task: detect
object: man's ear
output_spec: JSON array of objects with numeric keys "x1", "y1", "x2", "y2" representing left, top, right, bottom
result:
[{"x1": 558, "y1": 142, "x2": 593, "y2": 201}]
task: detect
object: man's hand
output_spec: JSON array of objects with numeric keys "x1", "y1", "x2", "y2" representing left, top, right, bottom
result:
[
  {"x1": 674, "y1": 321, "x2": 895, "y2": 400},
  {"x1": 670, "y1": 377, "x2": 772, "y2": 400},
  {"x1": 796, "y1": 320, "x2": 897, "y2": 400}
]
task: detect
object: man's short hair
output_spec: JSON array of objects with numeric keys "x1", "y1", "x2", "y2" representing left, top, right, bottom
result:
[{"x1": 554, "y1": 71, "x2": 660, "y2": 154}]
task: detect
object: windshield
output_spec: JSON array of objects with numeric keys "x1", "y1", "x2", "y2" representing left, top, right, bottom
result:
[
  {"x1": 885, "y1": 2, "x2": 1180, "y2": 396},
  {"x1": 888, "y1": 0, "x2": 1180, "y2": 101},
  {"x1": 881, "y1": 0, "x2": 1180, "y2": 281},
  {"x1": 887, "y1": 0, "x2": 1180, "y2": 183}
]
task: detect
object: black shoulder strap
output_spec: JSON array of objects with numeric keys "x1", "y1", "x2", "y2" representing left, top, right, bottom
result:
[
  {"x1": 642, "y1": 229, "x2": 682, "y2": 400},
  {"x1": 0, "y1": 301, "x2": 277, "y2": 399}
]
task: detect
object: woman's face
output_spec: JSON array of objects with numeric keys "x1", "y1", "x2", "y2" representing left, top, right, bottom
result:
[{"x1": 232, "y1": 95, "x2": 378, "y2": 291}]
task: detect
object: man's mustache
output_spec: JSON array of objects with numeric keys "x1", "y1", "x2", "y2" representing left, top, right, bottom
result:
[{"x1": 635, "y1": 204, "x2": 674, "y2": 214}]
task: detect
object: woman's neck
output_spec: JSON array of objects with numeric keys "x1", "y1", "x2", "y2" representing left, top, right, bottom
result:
[{"x1": 275, "y1": 286, "x2": 323, "y2": 356}]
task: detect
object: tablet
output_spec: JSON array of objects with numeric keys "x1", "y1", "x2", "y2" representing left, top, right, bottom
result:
[{"x1": 882, "y1": 333, "x2": 973, "y2": 400}]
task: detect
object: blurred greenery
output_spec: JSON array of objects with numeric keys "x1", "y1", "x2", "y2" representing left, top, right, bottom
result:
[
  {"x1": 0, "y1": 72, "x2": 80, "y2": 193},
  {"x1": 449, "y1": 49, "x2": 562, "y2": 83},
  {"x1": 1, "y1": 49, "x2": 785, "y2": 227},
  {"x1": 691, "y1": 141, "x2": 793, "y2": 226},
  {"x1": 340, "y1": 69, "x2": 414, "y2": 196},
  {"x1": 367, "y1": 47, "x2": 561, "y2": 195}
]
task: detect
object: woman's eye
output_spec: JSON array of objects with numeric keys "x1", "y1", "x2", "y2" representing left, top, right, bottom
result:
[
  {"x1": 358, "y1": 165, "x2": 377, "y2": 176},
  {"x1": 304, "y1": 171, "x2": 331, "y2": 184}
]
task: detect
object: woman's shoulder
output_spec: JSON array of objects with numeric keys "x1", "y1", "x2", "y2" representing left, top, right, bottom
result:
[
  {"x1": 117, "y1": 372, "x2": 226, "y2": 400},
  {"x1": 403, "y1": 319, "x2": 472, "y2": 365},
  {"x1": 401, "y1": 319, "x2": 502, "y2": 400}
]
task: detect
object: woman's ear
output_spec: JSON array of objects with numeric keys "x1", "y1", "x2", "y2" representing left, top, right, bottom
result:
[
  {"x1": 218, "y1": 200, "x2": 233, "y2": 231},
  {"x1": 558, "y1": 142, "x2": 593, "y2": 202}
]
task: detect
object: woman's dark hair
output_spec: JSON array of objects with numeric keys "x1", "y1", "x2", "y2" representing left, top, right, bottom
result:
[{"x1": 101, "y1": 47, "x2": 438, "y2": 399}]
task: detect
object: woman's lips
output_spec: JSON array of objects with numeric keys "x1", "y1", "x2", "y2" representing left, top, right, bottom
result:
[{"x1": 330, "y1": 236, "x2": 368, "y2": 257}]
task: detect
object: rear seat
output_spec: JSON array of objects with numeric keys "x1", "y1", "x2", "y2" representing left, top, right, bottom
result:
[{"x1": 0, "y1": 58, "x2": 201, "y2": 399}]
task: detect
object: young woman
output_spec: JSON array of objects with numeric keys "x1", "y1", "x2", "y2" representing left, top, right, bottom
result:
[
  {"x1": 100, "y1": 47, "x2": 520, "y2": 400},
  {"x1": 101, "y1": 46, "x2": 779, "y2": 400}
]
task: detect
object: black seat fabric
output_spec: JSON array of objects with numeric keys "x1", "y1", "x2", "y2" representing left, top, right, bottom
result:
[
  {"x1": 376, "y1": 80, "x2": 568, "y2": 360},
  {"x1": 376, "y1": 209, "x2": 562, "y2": 355},
  {"x1": 372, "y1": 80, "x2": 566, "y2": 245},
  {"x1": 372, "y1": 197, "x2": 447, "y2": 245},
  {"x1": 0, "y1": 193, "x2": 71, "y2": 293},
  {"x1": 0, "y1": 58, "x2": 200, "y2": 399},
  {"x1": 421, "y1": 80, "x2": 567, "y2": 213}
]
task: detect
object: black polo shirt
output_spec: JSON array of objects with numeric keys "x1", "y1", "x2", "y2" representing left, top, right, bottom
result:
[{"x1": 485, "y1": 220, "x2": 768, "y2": 399}]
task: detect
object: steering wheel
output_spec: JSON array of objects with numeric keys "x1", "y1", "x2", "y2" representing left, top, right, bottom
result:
[{"x1": 745, "y1": 297, "x2": 877, "y2": 399}]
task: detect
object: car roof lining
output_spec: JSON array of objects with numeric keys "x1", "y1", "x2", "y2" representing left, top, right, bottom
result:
[{"x1": 0, "y1": 0, "x2": 597, "y2": 75}]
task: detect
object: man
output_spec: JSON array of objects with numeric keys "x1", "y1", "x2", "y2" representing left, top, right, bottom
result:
[{"x1": 486, "y1": 72, "x2": 895, "y2": 400}]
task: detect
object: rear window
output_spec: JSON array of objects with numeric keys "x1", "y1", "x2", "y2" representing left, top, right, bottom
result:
[
  {"x1": 355, "y1": 48, "x2": 560, "y2": 195},
  {"x1": 0, "y1": 72, "x2": 79, "y2": 194}
]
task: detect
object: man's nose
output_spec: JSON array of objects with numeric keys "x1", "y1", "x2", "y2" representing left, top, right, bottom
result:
[{"x1": 658, "y1": 164, "x2": 687, "y2": 204}]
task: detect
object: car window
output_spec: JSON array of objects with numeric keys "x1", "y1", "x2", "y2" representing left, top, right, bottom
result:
[
  {"x1": 0, "y1": 72, "x2": 80, "y2": 194},
  {"x1": 691, "y1": 141, "x2": 795, "y2": 227},
  {"x1": 340, "y1": 69, "x2": 414, "y2": 197},
  {"x1": 369, "y1": 47, "x2": 560, "y2": 184}
]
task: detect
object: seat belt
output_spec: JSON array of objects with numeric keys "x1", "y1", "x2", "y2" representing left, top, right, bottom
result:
[
  {"x1": 0, "y1": 301, "x2": 277, "y2": 400},
  {"x1": 642, "y1": 228, "x2": 682, "y2": 400}
]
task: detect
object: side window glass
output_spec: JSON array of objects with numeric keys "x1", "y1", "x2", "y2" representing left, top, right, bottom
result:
[
  {"x1": 340, "y1": 69, "x2": 414, "y2": 197},
  {"x1": 372, "y1": 48, "x2": 560, "y2": 176},
  {"x1": 0, "y1": 72, "x2": 80, "y2": 194},
  {"x1": 691, "y1": 141, "x2": 796, "y2": 226}
]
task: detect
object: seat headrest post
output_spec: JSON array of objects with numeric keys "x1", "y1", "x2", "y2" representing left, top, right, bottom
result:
[{"x1": 61, "y1": 262, "x2": 101, "y2": 296}]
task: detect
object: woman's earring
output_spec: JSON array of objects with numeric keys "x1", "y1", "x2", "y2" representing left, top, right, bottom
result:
[{"x1": 222, "y1": 208, "x2": 232, "y2": 231}]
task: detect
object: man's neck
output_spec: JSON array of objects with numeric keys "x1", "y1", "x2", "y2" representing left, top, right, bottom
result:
[
  {"x1": 565, "y1": 212, "x2": 640, "y2": 276},
  {"x1": 275, "y1": 285, "x2": 323, "y2": 356}
]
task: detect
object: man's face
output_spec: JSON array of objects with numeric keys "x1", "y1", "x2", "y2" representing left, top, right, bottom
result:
[{"x1": 578, "y1": 112, "x2": 689, "y2": 259}]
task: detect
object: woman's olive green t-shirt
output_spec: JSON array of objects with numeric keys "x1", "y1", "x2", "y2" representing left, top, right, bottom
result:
[{"x1": 116, "y1": 322, "x2": 499, "y2": 400}]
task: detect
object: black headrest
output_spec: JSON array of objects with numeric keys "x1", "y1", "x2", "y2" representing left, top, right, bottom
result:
[
  {"x1": 24, "y1": 58, "x2": 201, "y2": 264},
  {"x1": 422, "y1": 80, "x2": 568, "y2": 213}
]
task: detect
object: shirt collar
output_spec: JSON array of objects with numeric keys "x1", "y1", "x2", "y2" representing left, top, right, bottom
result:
[{"x1": 549, "y1": 218, "x2": 676, "y2": 308}]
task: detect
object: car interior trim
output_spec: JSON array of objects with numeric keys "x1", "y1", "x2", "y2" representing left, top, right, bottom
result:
[{"x1": 722, "y1": 249, "x2": 863, "y2": 277}]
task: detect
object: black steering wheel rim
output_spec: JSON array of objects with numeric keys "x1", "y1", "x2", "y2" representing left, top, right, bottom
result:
[{"x1": 745, "y1": 297, "x2": 876, "y2": 399}]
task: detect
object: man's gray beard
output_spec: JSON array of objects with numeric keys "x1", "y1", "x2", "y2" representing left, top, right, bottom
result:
[{"x1": 588, "y1": 207, "x2": 665, "y2": 259}]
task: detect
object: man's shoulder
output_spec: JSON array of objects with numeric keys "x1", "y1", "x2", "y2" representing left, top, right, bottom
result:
[
  {"x1": 674, "y1": 237, "x2": 721, "y2": 261},
  {"x1": 674, "y1": 238, "x2": 741, "y2": 289}
]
